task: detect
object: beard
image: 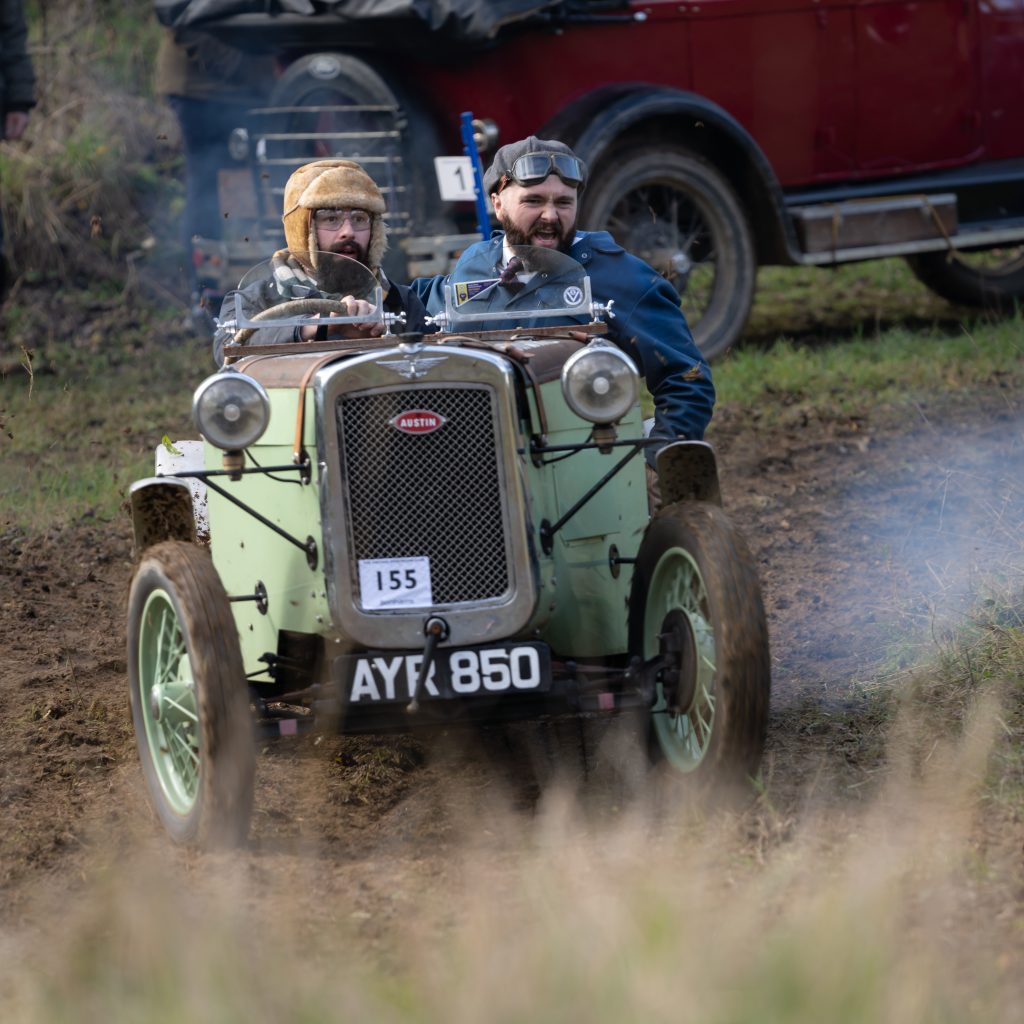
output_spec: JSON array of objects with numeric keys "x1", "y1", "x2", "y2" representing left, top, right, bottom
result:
[
  {"x1": 500, "y1": 213, "x2": 577, "y2": 254},
  {"x1": 317, "y1": 246, "x2": 373, "y2": 298}
]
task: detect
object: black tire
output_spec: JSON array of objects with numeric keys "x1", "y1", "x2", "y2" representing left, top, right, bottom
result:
[
  {"x1": 127, "y1": 541, "x2": 255, "y2": 847},
  {"x1": 628, "y1": 502, "x2": 770, "y2": 791},
  {"x1": 582, "y1": 146, "x2": 756, "y2": 361},
  {"x1": 906, "y1": 245, "x2": 1024, "y2": 312},
  {"x1": 267, "y1": 53, "x2": 450, "y2": 279}
]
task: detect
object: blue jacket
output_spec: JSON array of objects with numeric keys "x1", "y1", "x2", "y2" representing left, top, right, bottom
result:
[{"x1": 410, "y1": 232, "x2": 714, "y2": 463}]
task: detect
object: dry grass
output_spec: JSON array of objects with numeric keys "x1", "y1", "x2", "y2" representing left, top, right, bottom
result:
[{"x1": 1, "y1": 633, "x2": 1021, "y2": 1023}]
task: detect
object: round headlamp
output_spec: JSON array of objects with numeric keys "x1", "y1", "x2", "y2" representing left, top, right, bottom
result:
[
  {"x1": 192, "y1": 371, "x2": 270, "y2": 451},
  {"x1": 561, "y1": 343, "x2": 640, "y2": 424}
]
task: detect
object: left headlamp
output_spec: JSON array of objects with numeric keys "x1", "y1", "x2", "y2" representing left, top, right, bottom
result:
[
  {"x1": 193, "y1": 371, "x2": 270, "y2": 450},
  {"x1": 561, "y1": 342, "x2": 640, "y2": 425}
]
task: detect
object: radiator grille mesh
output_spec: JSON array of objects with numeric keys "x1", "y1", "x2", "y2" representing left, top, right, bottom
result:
[{"x1": 338, "y1": 386, "x2": 510, "y2": 605}]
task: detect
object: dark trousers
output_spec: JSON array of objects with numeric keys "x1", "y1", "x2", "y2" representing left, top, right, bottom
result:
[{"x1": 168, "y1": 95, "x2": 255, "y2": 291}]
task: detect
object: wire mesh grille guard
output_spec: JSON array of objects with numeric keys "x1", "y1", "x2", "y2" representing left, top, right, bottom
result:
[{"x1": 338, "y1": 386, "x2": 511, "y2": 605}]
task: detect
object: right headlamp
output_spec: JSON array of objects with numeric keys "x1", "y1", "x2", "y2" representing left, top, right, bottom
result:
[{"x1": 561, "y1": 342, "x2": 640, "y2": 425}]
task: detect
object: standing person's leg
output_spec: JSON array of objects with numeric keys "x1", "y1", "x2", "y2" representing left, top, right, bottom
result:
[
  {"x1": 169, "y1": 96, "x2": 229, "y2": 253},
  {"x1": 170, "y1": 95, "x2": 246, "y2": 331},
  {"x1": 0, "y1": 211, "x2": 7, "y2": 302}
]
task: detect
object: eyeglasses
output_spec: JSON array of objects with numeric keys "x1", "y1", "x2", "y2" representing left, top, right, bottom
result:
[
  {"x1": 501, "y1": 152, "x2": 585, "y2": 191},
  {"x1": 313, "y1": 209, "x2": 372, "y2": 231}
]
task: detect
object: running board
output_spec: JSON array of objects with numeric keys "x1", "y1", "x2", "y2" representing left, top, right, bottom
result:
[
  {"x1": 790, "y1": 192, "x2": 1024, "y2": 265},
  {"x1": 795, "y1": 223, "x2": 1024, "y2": 266}
]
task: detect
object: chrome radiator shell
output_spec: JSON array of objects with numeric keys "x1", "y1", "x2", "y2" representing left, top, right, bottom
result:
[{"x1": 314, "y1": 345, "x2": 537, "y2": 649}]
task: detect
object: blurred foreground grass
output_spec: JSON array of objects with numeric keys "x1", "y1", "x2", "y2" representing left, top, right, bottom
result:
[{"x1": 1, "y1": 594, "x2": 1021, "y2": 1023}]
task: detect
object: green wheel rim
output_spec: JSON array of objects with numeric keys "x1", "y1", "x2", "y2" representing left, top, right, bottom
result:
[
  {"x1": 645, "y1": 546, "x2": 717, "y2": 772},
  {"x1": 137, "y1": 588, "x2": 200, "y2": 816}
]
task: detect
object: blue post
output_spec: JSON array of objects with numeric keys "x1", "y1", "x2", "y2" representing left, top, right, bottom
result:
[{"x1": 460, "y1": 111, "x2": 492, "y2": 241}]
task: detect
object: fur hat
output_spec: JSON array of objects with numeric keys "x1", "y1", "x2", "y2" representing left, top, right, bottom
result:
[{"x1": 281, "y1": 160, "x2": 388, "y2": 274}]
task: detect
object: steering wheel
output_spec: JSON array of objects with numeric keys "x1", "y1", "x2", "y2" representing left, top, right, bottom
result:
[{"x1": 231, "y1": 298, "x2": 377, "y2": 346}]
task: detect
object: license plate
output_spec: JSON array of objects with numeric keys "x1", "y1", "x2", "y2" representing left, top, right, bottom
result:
[{"x1": 337, "y1": 643, "x2": 552, "y2": 704}]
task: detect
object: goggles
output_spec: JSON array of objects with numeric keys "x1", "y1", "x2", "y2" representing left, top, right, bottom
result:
[
  {"x1": 501, "y1": 152, "x2": 585, "y2": 191},
  {"x1": 314, "y1": 208, "x2": 372, "y2": 231}
]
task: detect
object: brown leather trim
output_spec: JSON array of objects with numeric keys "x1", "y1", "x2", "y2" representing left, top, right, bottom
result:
[{"x1": 293, "y1": 353, "x2": 350, "y2": 463}]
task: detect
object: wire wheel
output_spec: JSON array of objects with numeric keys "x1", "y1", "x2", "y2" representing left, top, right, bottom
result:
[
  {"x1": 629, "y1": 502, "x2": 770, "y2": 789},
  {"x1": 646, "y1": 548, "x2": 718, "y2": 772},
  {"x1": 136, "y1": 588, "x2": 201, "y2": 815},
  {"x1": 128, "y1": 542, "x2": 254, "y2": 846},
  {"x1": 583, "y1": 147, "x2": 755, "y2": 360}
]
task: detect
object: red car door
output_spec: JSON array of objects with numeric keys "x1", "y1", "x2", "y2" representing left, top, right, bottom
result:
[
  {"x1": 687, "y1": 0, "x2": 857, "y2": 185},
  {"x1": 978, "y1": 0, "x2": 1024, "y2": 160},
  {"x1": 852, "y1": 0, "x2": 983, "y2": 173}
]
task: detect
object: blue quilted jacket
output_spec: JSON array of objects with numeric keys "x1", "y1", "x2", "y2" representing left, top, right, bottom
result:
[{"x1": 410, "y1": 232, "x2": 715, "y2": 465}]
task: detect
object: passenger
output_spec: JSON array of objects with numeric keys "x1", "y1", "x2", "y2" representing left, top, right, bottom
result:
[
  {"x1": 411, "y1": 136, "x2": 715, "y2": 469},
  {"x1": 213, "y1": 159, "x2": 427, "y2": 365}
]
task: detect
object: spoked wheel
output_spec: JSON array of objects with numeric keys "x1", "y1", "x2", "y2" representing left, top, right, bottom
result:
[
  {"x1": 127, "y1": 541, "x2": 254, "y2": 846},
  {"x1": 629, "y1": 502, "x2": 770, "y2": 790},
  {"x1": 907, "y1": 244, "x2": 1024, "y2": 312},
  {"x1": 583, "y1": 146, "x2": 756, "y2": 361}
]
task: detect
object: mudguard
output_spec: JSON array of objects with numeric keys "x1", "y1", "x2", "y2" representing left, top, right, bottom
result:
[
  {"x1": 546, "y1": 85, "x2": 801, "y2": 265},
  {"x1": 656, "y1": 440, "x2": 722, "y2": 506}
]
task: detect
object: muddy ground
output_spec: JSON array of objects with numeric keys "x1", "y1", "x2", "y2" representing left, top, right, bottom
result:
[{"x1": 2, "y1": 331, "x2": 1023, "y2": 973}]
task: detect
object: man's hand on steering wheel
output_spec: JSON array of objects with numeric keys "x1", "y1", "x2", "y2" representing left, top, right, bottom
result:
[{"x1": 298, "y1": 296, "x2": 385, "y2": 340}]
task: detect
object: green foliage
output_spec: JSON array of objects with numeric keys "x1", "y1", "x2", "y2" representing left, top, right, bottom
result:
[{"x1": 2, "y1": 1, "x2": 181, "y2": 283}]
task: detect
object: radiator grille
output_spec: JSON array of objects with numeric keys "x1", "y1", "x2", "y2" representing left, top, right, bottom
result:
[{"x1": 338, "y1": 386, "x2": 510, "y2": 605}]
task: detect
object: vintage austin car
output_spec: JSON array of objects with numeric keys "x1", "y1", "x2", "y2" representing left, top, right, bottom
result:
[{"x1": 126, "y1": 248, "x2": 769, "y2": 846}]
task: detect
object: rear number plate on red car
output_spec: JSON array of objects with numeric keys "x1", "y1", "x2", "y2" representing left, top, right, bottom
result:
[{"x1": 337, "y1": 643, "x2": 551, "y2": 703}]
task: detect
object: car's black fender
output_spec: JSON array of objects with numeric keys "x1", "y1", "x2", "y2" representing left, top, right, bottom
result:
[{"x1": 541, "y1": 84, "x2": 801, "y2": 266}]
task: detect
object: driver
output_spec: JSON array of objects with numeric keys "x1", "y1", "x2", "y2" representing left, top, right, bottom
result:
[
  {"x1": 213, "y1": 159, "x2": 427, "y2": 364},
  {"x1": 410, "y1": 137, "x2": 715, "y2": 471}
]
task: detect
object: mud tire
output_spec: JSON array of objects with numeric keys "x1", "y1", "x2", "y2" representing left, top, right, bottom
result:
[
  {"x1": 127, "y1": 541, "x2": 254, "y2": 847},
  {"x1": 906, "y1": 246, "x2": 1024, "y2": 312},
  {"x1": 629, "y1": 502, "x2": 770, "y2": 791}
]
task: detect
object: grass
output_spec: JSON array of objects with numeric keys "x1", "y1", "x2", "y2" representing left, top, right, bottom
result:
[
  {"x1": 716, "y1": 261, "x2": 1024, "y2": 419},
  {"x1": 0, "y1": 289, "x2": 205, "y2": 527},
  {"x1": 2, "y1": 630, "x2": 1021, "y2": 1023}
]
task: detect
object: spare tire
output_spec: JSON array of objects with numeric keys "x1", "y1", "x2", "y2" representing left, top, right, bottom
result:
[{"x1": 263, "y1": 53, "x2": 449, "y2": 279}]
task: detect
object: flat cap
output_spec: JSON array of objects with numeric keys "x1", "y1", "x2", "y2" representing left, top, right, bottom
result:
[{"x1": 482, "y1": 135, "x2": 587, "y2": 194}]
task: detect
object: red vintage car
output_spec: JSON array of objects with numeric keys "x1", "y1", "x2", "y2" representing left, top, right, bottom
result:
[{"x1": 168, "y1": 0, "x2": 1024, "y2": 358}]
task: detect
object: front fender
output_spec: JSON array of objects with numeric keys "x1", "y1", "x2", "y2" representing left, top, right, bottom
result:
[
  {"x1": 656, "y1": 440, "x2": 722, "y2": 506},
  {"x1": 129, "y1": 439, "x2": 211, "y2": 556},
  {"x1": 544, "y1": 85, "x2": 800, "y2": 265},
  {"x1": 129, "y1": 478, "x2": 199, "y2": 556}
]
